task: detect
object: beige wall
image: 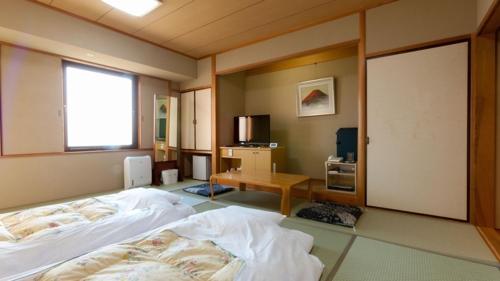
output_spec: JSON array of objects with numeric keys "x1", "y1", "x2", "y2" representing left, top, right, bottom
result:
[
  {"x1": 0, "y1": 151, "x2": 152, "y2": 210},
  {"x1": 215, "y1": 0, "x2": 478, "y2": 75},
  {"x1": 139, "y1": 76, "x2": 170, "y2": 149},
  {"x1": 217, "y1": 72, "x2": 246, "y2": 147},
  {"x1": 366, "y1": 0, "x2": 476, "y2": 54},
  {"x1": 244, "y1": 57, "x2": 358, "y2": 179},
  {"x1": 216, "y1": 14, "x2": 358, "y2": 73},
  {"x1": 180, "y1": 58, "x2": 212, "y2": 90},
  {"x1": 1, "y1": 45, "x2": 64, "y2": 154},
  {"x1": 0, "y1": 0, "x2": 196, "y2": 81},
  {"x1": 476, "y1": 0, "x2": 495, "y2": 27},
  {"x1": 497, "y1": 31, "x2": 500, "y2": 228},
  {"x1": 0, "y1": 46, "x2": 161, "y2": 210}
]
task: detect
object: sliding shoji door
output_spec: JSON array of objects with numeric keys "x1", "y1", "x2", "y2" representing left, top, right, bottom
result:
[{"x1": 366, "y1": 42, "x2": 469, "y2": 220}]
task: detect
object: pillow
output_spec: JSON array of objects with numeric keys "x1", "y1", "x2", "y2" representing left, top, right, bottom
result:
[
  {"x1": 115, "y1": 188, "x2": 180, "y2": 210},
  {"x1": 170, "y1": 206, "x2": 285, "y2": 238}
]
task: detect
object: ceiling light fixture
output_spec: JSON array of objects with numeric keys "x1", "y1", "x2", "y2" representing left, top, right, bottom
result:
[{"x1": 102, "y1": 0, "x2": 162, "y2": 17}]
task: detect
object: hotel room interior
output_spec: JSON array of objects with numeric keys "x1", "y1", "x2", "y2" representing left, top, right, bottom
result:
[{"x1": 0, "y1": 0, "x2": 499, "y2": 280}]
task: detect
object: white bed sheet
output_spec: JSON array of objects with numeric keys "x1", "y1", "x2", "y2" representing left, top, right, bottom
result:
[
  {"x1": 20, "y1": 206, "x2": 324, "y2": 281},
  {"x1": 0, "y1": 190, "x2": 195, "y2": 281}
]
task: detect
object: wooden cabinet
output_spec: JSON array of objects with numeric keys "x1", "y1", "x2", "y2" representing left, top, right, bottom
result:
[
  {"x1": 181, "y1": 89, "x2": 212, "y2": 151},
  {"x1": 194, "y1": 89, "x2": 211, "y2": 150},
  {"x1": 220, "y1": 147, "x2": 285, "y2": 174},
  {"x1": 181, "y1": 91, "x2": 195, "y2": 149}
]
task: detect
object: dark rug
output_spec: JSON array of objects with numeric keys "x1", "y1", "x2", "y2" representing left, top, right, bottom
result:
[
  {"x1": 183, "y1": 183, "x2": 234, "y2": 197},
  {"x1": 296, "y1": 201, "x2": 363, "y2": 228}
]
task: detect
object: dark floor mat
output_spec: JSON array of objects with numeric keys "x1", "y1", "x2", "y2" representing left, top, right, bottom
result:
[
  {"x1": 297, "y1": 201, "x2": 363, "y2": 227},
  {"x1": 183, "y1": 183, "x2": 234, "y2": 197}
]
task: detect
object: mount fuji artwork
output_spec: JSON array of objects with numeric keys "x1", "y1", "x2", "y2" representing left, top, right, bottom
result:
[{"x1": 296, "y1": 77, "x2": 335, "y2": 117}]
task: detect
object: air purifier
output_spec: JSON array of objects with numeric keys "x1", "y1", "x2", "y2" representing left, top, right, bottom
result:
[{"x1": 124, "y1": 155, "x2": 152, "y2": 189}]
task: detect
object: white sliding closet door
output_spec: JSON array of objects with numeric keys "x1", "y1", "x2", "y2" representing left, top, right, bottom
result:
[
  {"x1": 181, "y1": 91, "x2": 195, "y2": 150},
  {"x1": 195, "y1": 88, "x2": 212, "y2": 151},
  {"x1": 366, "y1": 42, "x2": 468, "y2": 220}
]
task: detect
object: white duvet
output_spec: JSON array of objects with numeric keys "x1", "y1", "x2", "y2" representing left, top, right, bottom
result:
[
  {"x1": 167, "y1": 206, "x2": 324, "y2": 281},
  {"x1": 20, "y1": 206, "x2": 324, "y2": 281},
  {"x1": 0, "y1": 188, "x2": 195, "y2": 281}
]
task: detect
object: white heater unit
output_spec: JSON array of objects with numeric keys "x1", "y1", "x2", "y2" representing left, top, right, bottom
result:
[{"x1": 124, "y1": 156, "x2": 152, "y2": 189}]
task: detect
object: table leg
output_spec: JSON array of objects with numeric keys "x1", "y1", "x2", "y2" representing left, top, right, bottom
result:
[
  {"x1": 239, "y1": 182, "x2": 246, "y2": 192},
  {"x1": 280, "y1": 187, "x2": 291, "y2": 216},
  {"x1": 209, "y1": 177, "x2": 215, "y2": 200},
  {"x1": 307, "y1": 180, "x2": 313, "y2": 202}
]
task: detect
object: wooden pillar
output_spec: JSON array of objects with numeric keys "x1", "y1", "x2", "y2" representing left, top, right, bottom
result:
[
  {"x1": 357, "y1": 11, "x2": 367, "y2": 206},
  {"x1": 211, "y1": 55, "x2": 219, "y2": 174},
  {"x1": 470, "y1": 32, "x2": 496, "y2": 226}
]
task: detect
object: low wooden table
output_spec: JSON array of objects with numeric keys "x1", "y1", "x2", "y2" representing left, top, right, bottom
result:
[{"x1": 209, "y1": 171, "x2": 311, "y2": 216}]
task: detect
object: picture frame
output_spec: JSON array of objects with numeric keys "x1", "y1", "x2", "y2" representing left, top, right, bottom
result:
[{"x1": 296, "y1": 77, "x2": 335, "y2": 117}]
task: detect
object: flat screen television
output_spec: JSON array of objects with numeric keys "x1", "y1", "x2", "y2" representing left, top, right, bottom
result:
[{"x1": 233, "y1": 115, "x2": 270, "y2": 145}]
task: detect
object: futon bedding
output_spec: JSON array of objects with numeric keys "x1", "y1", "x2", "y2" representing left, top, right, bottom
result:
[
  {"x1": 0, "y1": 197, "x2": 118, "y2": 242},
  {"x1": 35, "y1": 229, "x2": 244, "y2": 281},
  {"x1": 21, "y1": 206, "x2": 324, "y2": 281},
  {"x1": 0, "y1": 188, "x2": 196, "y2": 281}
]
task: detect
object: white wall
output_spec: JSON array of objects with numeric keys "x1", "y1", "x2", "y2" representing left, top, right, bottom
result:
[
  {"x1": 0, "y1": 0, "x2": 196, "y2": 81},
  {"x1": 366, "y1": 0, "x2": 476, "y2": 54},
  {"x1": 216, "y1": 14, "x2": 358, "y2": 73},
  {"x1": 180, "y1": 58, "x2": 212, "y2": 90}
]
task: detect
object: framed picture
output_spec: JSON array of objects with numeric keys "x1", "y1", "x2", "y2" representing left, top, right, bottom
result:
[{"x1": 296, "y1": 77, "x2": 335, "y2": 117}]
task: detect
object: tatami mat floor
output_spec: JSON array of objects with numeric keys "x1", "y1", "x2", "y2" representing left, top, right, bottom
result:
[
  {"x1": 164, "y1": 180, "x2": 496, "y2": 263},
  {"x1": 333, "y1": 237, "x2": 500, "y2": 281},
  {"x1": 3, "y1": 180, "x2": 499, "y2": 280},
  {"x1": 160, "y1": 180, "x2": 500, "y2": 280}
]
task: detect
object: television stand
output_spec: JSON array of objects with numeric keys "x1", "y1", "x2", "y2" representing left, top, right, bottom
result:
[{"x1": 219, "y1": 146, "x2": 285, "y2": 174}]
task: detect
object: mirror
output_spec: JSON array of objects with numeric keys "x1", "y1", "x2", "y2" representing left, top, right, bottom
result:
[{"x1": 154, "y1": 94, "x2": 178, "y2": 162}]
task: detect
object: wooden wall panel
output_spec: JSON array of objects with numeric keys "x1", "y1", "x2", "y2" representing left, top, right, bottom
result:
[
  {"x1": 471, "y1": 33, "x2": 496, "y2": 226},
  {"x1": 497, "y1": 31, "x2": 500, "y2": 229}
]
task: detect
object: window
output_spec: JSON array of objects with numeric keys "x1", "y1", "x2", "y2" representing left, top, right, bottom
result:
[{"x1": 63, "y1": 61, "x2": 138, "y2": 151}]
